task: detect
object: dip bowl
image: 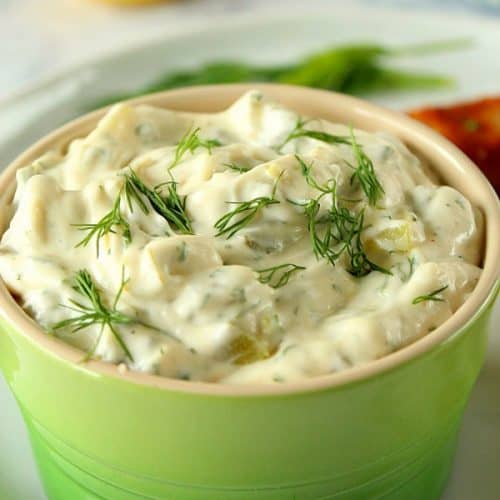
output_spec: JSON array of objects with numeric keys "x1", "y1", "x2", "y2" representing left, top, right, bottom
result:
[{"x1": 0, "y1": 84, "x2": 498, "y2": 500}]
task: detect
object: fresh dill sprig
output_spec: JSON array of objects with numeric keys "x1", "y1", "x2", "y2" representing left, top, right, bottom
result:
[
  {"x1": 348, "y1": 128, "x2": 385, "y2": 206},
  {"x1": 256, "y1": 263, "x2": 306, "y2": 288},
  {"x1": 214, "y1": 175, "x2": 282, "y2": 239},
  {"x1": 74, "y1": 168, "x2": 194, "y2": 253},
  {"x1": 152, "y1": 181, "x2": 193, "y2": 234},
  {"x1": 412, "y1": 285, "x2": 448, "y2": 305},
  {"x1": 224, "y1": 162, "x2": 251, "y2": 173},
  {"x1": 214, "y1": 195, "x2": 279, "y2": 239},
  {"x1": 295, "y1": 155, "x2": 363, "y2": 204},
  {"x1": 169, "y1": 126, "x2": 221, "y2": 170},
  {"x1": 294, "y1": 154, "x2": 333, "y2": 193},
  {"x1": 279, "y1": 118, "x2": 350, "y2": 151},
  {"x1": 283, "y1": 121, "x2": 384, "y2": 207},
  {"x1": 346, "y1": 210, "x2": 391, "y2": 277},
  {"x1": 123, "y1": 173, "x2": 149, "y2": 215},
  {"x1": 74, "y1": 190, "x2": 130, "y2": 257},
  {"x1": 52, "y1": 269, "x2": 134, "y2": 361},
  {"x1": 124, "y1": 169, "x2": 193, "y2": 234},
  {"x1": 291, "y1": 160, "x2": 390, "y2": 276}
]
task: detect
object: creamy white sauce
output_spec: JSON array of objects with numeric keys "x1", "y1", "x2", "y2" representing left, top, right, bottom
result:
[{"x1": 0, "y1": 91, "x2": 483, "y2": 384}]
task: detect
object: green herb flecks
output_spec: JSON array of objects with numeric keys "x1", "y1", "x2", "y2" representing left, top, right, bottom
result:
[
  {"x1": 412, "y1": 285, "x2": 449, "y2": 305},
  {"x1": 169, "y1": 126, "x2": 221, "y2": 170},
  {"x1": 256, "y1": 263, "x2": 306, "y2": 288},
  {"x1": 52, "y1": 269, "x2": 134, "y2": 361},
  {"x1": 177, "y1": 241, "x2": 188, "y2": 262},
  {"x1": 348, "y1": 128, "x2": 385, "y2": 206},
  {"x1": 400, "y1": 256, "x2": 416, "y2": 282},
  {"x1": 74, "y1": 190, "x2": 130, "y2": 257},
  {"x1": 225, "y1": 162, "x2": 251, "y2": 173},
  {"x1": 214, "y1": 175, "x2": 282, "y2": 239},
  {"x1": 124, "y1": 169, "x2": 193, "y2": 234}
]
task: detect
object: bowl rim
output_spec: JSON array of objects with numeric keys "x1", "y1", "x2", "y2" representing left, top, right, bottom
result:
[{"x1": 0, "y1": 83, "x2": 498, "y2": 397}]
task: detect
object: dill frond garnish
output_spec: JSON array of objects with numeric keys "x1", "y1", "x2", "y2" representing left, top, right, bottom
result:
[
  {"x1": 123, "y1": 173, "x2": 149, "y2": 214},
  {"x1": 294, "y1": 154, "x2": 333, "y2": 193},
  {"x1": 412, "y1": 285, "x2": 448, "y2": 305},
  {"x1": 74, "y1": 169, "x2": 193, "y2": 253},
  {"x1": 292, "y1": 155, "x2": 390, "y2": 277},
  {"x1": 256, "y1": 263, "x2": 306, "y2": 288},
  {"x1": 214, "y1": 175, "x2": 282, "y2": 239},
  {"x1": 348, "y1": 128, "x2": 385, "y2": 206},
  {"x1": 124, "y1": 169, "x2": 193, "y2": 234},
  {"x1": 224, "y1": 162, "x2": 251, "y2": 173},
  {"x1": 169, "y1": 126, "x2": 221, "y2": 170},
  {"x1": 52, "y1": 269, "x2": 134, "y2": 361},
  {"x1": 279, "y1": 118, "x2": 350, "y2": 151},
  {"x1": 74, "y1": 191, "x2": 131, "y2": 257},
  {"x1": 346, "y1": 210, "x2": 391, "y2": 277},
  {"x1": 283, "y1": 122, "x2": 384, "y2": 206}
]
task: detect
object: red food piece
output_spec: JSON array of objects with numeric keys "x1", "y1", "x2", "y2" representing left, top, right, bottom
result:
[{"x1": 408, "y1": 97, "x2": 500, "y2": 193}]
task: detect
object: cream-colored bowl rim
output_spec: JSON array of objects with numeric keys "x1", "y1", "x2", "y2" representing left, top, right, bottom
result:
[{"x1": 0, "y1": 84, "x2": 498, "y2": 396}]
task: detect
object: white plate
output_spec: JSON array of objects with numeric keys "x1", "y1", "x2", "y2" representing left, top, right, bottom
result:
[{"x1": 0, "y1": 3, "x2": 499, "y2": 499}]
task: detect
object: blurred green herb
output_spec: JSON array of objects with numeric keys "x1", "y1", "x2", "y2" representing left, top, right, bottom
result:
[{"x1": 92, "y1": 39, "x2": 470, "y2": 109}]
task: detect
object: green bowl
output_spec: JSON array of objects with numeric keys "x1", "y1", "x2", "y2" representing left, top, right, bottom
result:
[{"x1": 0, "y1": 84, "x2": 498, "y2": 500}]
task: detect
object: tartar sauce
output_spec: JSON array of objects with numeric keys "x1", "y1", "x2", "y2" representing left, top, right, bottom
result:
[{"x1": 0, "y1": 91, "x2": 483, "y2": 383}]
